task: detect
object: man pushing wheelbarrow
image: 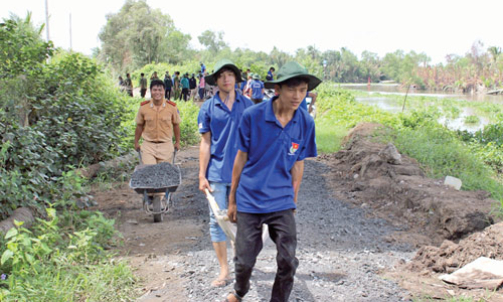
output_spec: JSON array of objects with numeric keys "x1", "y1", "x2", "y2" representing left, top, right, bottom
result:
[{"x1": 133, "y1": 79, "x2": 181, "y2": 222}]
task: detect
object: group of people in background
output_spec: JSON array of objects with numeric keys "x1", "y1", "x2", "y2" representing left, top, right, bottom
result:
[
  {"x1": 119, "y1": 63, "x2": 210, "y2": 102},
  {"x1": 118, "y1": 63, "x2": 321, "y2": 113}
]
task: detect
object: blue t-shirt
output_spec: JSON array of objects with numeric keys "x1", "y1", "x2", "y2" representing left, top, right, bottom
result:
[
  {"x1": 198, "y1": 92, "x2": 254, "y2": 183},
  {"x1": 266, "y1": 70, "x2": 274, "y2": 81},
  {"x1": 250, "y1": 80, "x2": 264, "y2": 100},
  {"x1": 236, "y1": 97, "x2": 317, "y2": 213},
  {"x1": 299, "y1": 91, "x2": 310, "y2": 111},
  {"x1": 201, "y1": 64, "x2": 206, "y2": 74}
]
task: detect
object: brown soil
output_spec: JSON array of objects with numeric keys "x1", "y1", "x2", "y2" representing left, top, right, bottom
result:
[
  {"x1": 406, "y1": 222, "x2": 503, "y2": 274},
  {"x1": 322, "y1": 122, "x2": 503, "y2": 301},
  {"x1": 319, "y1": 122, "x2": 498, "y2": 247},
  {"x1": 384, "y1": 222, "x2": 503, "y2": 301}
]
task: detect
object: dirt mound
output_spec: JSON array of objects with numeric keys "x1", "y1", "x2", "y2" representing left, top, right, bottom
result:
[
  {"x1": 319, "y1": 122, "x2": 498, "y2": 246},
  {"x1": 406, "y1": 222, "x2": 503, "y2": 274},
  {"x1": 341, "y1": 122, "x2": 386, "y2": 145}
]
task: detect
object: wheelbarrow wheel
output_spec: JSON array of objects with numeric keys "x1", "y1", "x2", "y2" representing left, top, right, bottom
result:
[{"x1": 153, "y1": 195, "x2": 163, "y2": 223}]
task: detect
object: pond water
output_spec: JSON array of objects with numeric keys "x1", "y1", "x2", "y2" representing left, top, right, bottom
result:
[
  {"x1": 340, "y1": 84, "x2": 503, "y2": 132},
  {"x1": 339, "y1": 83, "x2": 503, "y2": 103}
]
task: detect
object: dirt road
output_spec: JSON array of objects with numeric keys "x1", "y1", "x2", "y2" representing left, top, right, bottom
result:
[{"x1": 94, "y1": 145, "x2": 416, "y2": 301}]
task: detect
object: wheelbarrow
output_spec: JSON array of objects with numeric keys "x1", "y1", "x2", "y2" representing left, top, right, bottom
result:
[{"x1": 129, "y1": 150, "x2": 181, "y2": 223}]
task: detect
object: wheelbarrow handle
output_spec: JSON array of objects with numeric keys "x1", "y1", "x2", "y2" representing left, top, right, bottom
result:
[
  {"x1": 172, "y1": 149, "x2": 177, "y2": 165},
  {"x1": 137, "y1": 150, "x2": 142, "y2": 163},
  {"x1": 204, "y1": 188, "x2": 229, "y2": 221}
]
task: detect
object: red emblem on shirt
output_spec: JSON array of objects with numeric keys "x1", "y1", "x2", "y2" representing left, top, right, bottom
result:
[{"x1": 289, "y1": 142, "x2": 299, "y2": 154}]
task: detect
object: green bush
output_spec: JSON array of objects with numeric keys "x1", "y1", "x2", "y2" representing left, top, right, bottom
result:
[
  {"x1": 0, "y1": 208, "x2": 136, "y2": 301},
  {"x1": 177, "y1": 101, "x2": 201, "y2": 147},
  {"x1": 472, "y1": 122, "x2": 503, "y2": 146},
  {"x1": 0, "y1": 15, "x2": 134, "y2": 219},
  {"x1": 464, "y1": 115, "x2": 480, "y2": 124}
]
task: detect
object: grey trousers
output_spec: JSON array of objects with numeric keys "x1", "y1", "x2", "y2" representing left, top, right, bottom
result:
[{"x1": 234, "y1": 209, "x2": 298, "y2": 302}]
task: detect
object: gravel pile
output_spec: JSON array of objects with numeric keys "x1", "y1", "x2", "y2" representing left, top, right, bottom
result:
[{"x1": 130, "y1": 162, "x2": 180, "y2": 189}]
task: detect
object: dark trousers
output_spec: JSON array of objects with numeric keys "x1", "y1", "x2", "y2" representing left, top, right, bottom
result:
[
  {"x1": 165, "y1": 88, "x2": 171, "y2": 100},
  {"x1": 252, "y1": 98, "x2": 263, "y2": 104},
  {"x1": 140, "y1": 88, "x2": 147, "y2": 98},
  {"x1": 234, "y1": 209, "x2": 298, "y2": 302},
  {"x1": 181, "y1": 88, "x2": 189, "y2": 101}
]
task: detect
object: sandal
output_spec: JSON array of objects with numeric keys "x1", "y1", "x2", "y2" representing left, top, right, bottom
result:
[{"x1": 223, "y1": 291, "x2": 243, "y2": 302}]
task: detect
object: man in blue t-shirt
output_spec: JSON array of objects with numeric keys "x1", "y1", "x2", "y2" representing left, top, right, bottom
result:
[
  {"x1": 197, "y1": 59, "x2": 254, "y2": 288},
  {"x1": 225, "y1": 62, "x2": 321, "y2": 302},
  {"x1": 246, "y1": 74, "x2": 264, "y2": 104},
  {"x1": 266, "y1": 66, "x2": 275, "y2": 81}
]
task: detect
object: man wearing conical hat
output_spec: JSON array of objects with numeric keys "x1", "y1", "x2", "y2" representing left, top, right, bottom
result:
[{"x1": 226, "y1": 62, "x2": 321, "y2": 302}]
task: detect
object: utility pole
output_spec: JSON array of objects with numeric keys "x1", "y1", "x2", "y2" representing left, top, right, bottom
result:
[
  {"x1": 69, "y1": 13, "x2": 72, "y2": 51},
  {"x1": 45, "y1": 0, "x2": 50, "y2": 41}
]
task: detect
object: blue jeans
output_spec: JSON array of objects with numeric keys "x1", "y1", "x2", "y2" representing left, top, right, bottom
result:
[{"x1": 208, "y1": 182, "x2": 230, "y2": 242}]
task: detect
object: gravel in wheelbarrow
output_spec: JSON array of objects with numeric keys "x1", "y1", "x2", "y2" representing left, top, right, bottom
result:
[{"x1": 130, "y1": 162, "x2": 180, "y2": 190}]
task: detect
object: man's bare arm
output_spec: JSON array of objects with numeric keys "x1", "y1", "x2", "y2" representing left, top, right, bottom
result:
[
  {"x1": 173, "y1": 123, "x2": 181, "y2": 151},
  {"x1": 198, "y1": 132, "x2": 212, "y2": 192},
  {"x1": 228, "y1": 150, "x2": 248, "y2": 222},
  {"x1": 291, "y1": 160, "x2": 305, "y2": 204},
  {"x1": 134, "y1": 124, "x2": 144, "y2": 151}
]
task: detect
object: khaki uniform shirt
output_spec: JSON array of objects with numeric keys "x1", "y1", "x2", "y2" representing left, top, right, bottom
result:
[{"x1": 135, "y1": 99, "x2": 181, "y2": 143}]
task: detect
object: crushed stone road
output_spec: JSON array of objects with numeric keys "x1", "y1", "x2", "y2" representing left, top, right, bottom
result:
[{"x1": 97, "y1": 148, "x2": 415, "y2": 301}]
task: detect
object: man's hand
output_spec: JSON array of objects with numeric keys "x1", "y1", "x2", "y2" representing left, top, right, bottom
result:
[
  {"x1": 228, "y1": 194, "x2": 237, "y2": 223},
  {"x1": 134, "y1": 142, "x2": 141, "y2": 151},
  {"x1": 174, "y1": 141, "x2": 180, "y2": 151},
  {"x1": 198, "y1": 175, "x2": 211, "y2": 192}
]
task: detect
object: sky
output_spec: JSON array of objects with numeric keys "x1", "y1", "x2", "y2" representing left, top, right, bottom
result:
[{"x1": 3, "y1": 0, "x2": 503, "y2": 64}]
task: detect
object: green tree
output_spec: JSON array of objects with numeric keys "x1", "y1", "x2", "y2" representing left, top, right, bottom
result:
[
  {"x1": 0, "y1": 13, "x2": 54, "y2": 126},
  {"x1": 269, "y1": 47, "x2": 292, "y2": 69},
  {"x1": 198, "y1": 30, "x2": 227, "y2": 53},
  {"x1": 339, "y1": 47, "x2": 361, "y2": 82},
  {"x1": 360, "y1": 51, "x2": 381, "y2": 82},
  {"x1": 295, "y1": 48, "x2": 322, "y2": 79},
  {"x1": 321, "y1": 50, "x2": 342, "y2": 81},
  {"x1": 161, "y1": 30, "x2": 192, "y2": 64},
  {"x1": 98, "y1": 0, "x2": 186, "y2": 72},
  {"x1": 381, "y1": 50, "x2": 404, "y2": 82}
]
